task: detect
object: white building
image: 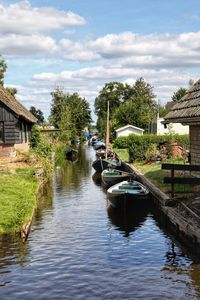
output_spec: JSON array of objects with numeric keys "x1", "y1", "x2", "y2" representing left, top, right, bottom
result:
[
  {"x1": 149, "y1": 117, "x2": 189, "y2": 135},
  {"x1": 116, "y1": 124, "x2": 144, "y2": 138}
]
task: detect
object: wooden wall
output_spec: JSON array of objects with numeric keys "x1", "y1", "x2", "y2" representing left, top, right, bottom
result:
[
  {"x1": 0, "y1": 102, "x2": 32, "y2": 145},
  {"x1": 190, "y1": 125, "x2": 200, "y2": 165}
]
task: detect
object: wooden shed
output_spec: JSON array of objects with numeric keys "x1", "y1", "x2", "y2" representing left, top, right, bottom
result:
[
  {"x1": 163, "y1": 79, "x2": 200, "y2": 165},
  {"x1": 116, "y1": 124, "x2": 144, "y2": 138},
  {"x1": 0, "y1": 85, "x2": 37, "y2": 157}
]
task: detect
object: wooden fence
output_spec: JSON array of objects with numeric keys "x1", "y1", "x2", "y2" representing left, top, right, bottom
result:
[{"x1": 161, "y1": 163, "x2": 200, "y2": 197}]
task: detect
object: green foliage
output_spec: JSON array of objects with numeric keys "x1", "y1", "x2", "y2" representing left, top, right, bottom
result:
[
  {"x1": 54, "y1": 143, "x2": 66, "y2": 165},
  {"x1": 145, "y1": 144, "x2": 160, "y2": 162},
  {"x1": 34, "y1": 140, "x2": 52, "y2": 159},
  {"x1": 0, "y1": 55, "x2": 7, "y2": 86},
  {"x1": 172, "y1": 87, "x2": 187, "y2": 102},
  {"x1": 5, "y1": 87, "x2": 17, "y2": 96},
  {"x1": 95, "y1": 78, "x2": 157, "y2": 136},
  {"x1": 113, "y1": 136, "x2": 128, "y2": 148},
  {"x1": 30, "y1": 124, "x2": 41, "y2": 148},
  {"x1": 30, "y1": 106, "x2": 45, "y2": 125},
  {"x1": 113, "y1": 78, "x2": 157, "y2": 131},
  {"x1": 49, "y1": 87, "x2": 91, "y2": 142},
  {"x1": 113, "y1": 134, "x2": 189, "y2": 161}
]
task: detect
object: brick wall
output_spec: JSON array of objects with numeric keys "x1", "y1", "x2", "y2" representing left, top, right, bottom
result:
[
  {"x1": 0, "y1": 142, "x2": 29, "y2": 157},
  {"x1": 0, "y1": 144, "x2": 16, "y2": 157}
]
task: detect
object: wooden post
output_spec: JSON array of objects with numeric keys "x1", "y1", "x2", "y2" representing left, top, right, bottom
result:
[
  {"x1": 171, "y1": 167, "x2": 175, "y2": 198},
  {"x1": 105, "y1": 101, "x2": 110, "y2": 160}
]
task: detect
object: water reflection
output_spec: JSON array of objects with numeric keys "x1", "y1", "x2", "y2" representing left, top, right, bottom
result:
[
  {"x1": 55, "y1": 146, "x2": 90, "y2": 191},
  {"x1": 0, "y1": 235, "x2": 29, "y2": 286},
  {"x1": 107, "y1": 204, "x2": 149, "y2": 237},
  {"x1": 92, "y1": 171, "x2": 102, "y2": 186},
  {"x1": 0, "y1": 146, "x2": 200, "y2": 299}
]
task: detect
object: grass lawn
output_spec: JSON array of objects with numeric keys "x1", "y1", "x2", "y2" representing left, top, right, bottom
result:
[
  {"x1": 114, "y1": 148, "x2": 191, "y2": 194},
  {"x1": 0, "y1": 168, "x2": 39, "y2": 234},
  {"x1": 113, "y1": 148, "x2": 129, "y2": 162},
  {"x1": 133, "y1": 159, "x2": 192, "y2": 194}
]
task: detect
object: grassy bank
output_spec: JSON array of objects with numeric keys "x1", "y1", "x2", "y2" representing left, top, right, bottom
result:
[
  {"x1": 114, "y1": 148, "x2": 191, "y2": 194},
  {"x1": 0, "y1": 168, "x2": 39, "y2": 234},
  {"x1": 133, "y1": 159, "x2": 192, "y2": 194}
]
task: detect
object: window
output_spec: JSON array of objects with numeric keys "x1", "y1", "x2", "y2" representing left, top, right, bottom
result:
[{"x1": 0, "y1": 122, "x2": 4, "y2": 143}]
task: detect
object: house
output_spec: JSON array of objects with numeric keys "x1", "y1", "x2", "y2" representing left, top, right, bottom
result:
[
  {"x1": 163, "y1": 79, "x2": 200, "y2": 165},
  {"x1": 116, "y1": 124, "x2": 144, "y2": 138},
  {"x1": 149, "y1": 117, "x2": 189, "y2": 135},
  {"x1": 0, "y1": 85, "x2": 37, "y2": 157}
]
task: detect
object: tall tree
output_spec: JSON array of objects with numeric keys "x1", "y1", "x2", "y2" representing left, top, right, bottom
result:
[
  {"x1": 112, "y1": 78, "x2": 158, "y2": 130},
  {"x1": 0, "y1": 55, "x2": 7, "y2": 86},
  {"x1": 0, "y1": 56, "x2": 17, "y2": 96},
  {"x1": 29, "y1": 106, "x2": 45, "y2": 125},
  {"x1": 172, "y1": 87, "x2": 187, "y2": 102},
  {"x1": 49, "y1": 87, "x2": 91, "y2": 141},
  {"x1": 94, "y1": 82, "x2": 127, "y2": 134},
  {"x1": 49, "y1": 87, "x2": 68, "y2": 128}
]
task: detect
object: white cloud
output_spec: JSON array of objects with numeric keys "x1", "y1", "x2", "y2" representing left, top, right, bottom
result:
[
  {"x1": 29, "y1": 65, "x2": 199, "y2": 119},
  {"x1": 0, "y1": 34, "x2": 57, "y2": 56},
  {"x1": 1, "y1": 2, "x2": 200, "y2": 120},
  {"x1": 0, "y1": 1, "x2": 86, "y2": 35}
]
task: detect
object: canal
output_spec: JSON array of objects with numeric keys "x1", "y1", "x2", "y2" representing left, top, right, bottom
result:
[{"x1": 0, "y1": 146, "x2": 200, "y2": 299}]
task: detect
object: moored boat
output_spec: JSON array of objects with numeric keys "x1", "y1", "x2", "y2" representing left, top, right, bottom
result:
[
  {"x1": 93, "y1": 141, "x2": 105, "y2": 150},
  {"x1": 92, "y1": 156, "x2": 133, "y2": 173},
  {"x1": 101, "y1": 168, "x2": 136, "y2": 187},
  {"x1": 107, "y1": 180, "x2": 149, "y2": 209},
  {"x1": 96, "y1": 148, "x2": 106, "y2": 159},
  {"x1": 65, "y1": 148, "x2": 78, "y2": 162}
]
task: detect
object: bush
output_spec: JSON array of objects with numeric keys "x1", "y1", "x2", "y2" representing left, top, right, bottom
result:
[
  {"x1": 30, "y1": 124, "x2": 41, "y2": 148},
  {"x1": 113, "y1": 134, "x2": 189, "y2": 162},
  {"x1": 113, "y1": 136, "x2": 129, "y2": 149},
  {"x1": 145, "y1": 144, "x2": 160, "y2": 162}
]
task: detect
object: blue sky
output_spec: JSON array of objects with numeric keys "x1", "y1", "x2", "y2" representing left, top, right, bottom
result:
[{"x1": 1, "y1": 0, "x2": 200, "y2": 120}]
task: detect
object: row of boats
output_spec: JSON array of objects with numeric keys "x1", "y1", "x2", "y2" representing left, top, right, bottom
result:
[{"x1": 91, "y1": 139, "x2": 149, "y2": 210}]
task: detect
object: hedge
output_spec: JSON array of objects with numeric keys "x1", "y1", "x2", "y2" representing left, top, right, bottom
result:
[{"x1": 113, "y1": 134, "x2": 189, "y2": 161}]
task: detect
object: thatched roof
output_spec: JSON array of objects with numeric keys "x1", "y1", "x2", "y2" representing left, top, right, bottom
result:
[
  {"x1": 164, "y1": 79, "x2": 200, "y2": 125},
  {"x1": 0, "y1": 85, "x2": 37, "y2": 123}
]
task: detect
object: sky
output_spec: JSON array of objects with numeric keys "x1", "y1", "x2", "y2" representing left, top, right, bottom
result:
[{"x1": 1, "y1": 0, "x2": 200, "y2": 122}]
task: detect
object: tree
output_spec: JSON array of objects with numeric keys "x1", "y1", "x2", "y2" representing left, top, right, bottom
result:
[
  {"x1": 94, "y1": 82, "x2": 128, "y2": 135},
  {"x1": 5, "y1": 87, "x2": 17, "y2": 97},
  {"x1": 49, "y1": 87, "x2": 92, "y2": 141},
  {"x1": 0, "y1": 56, "x2": 7, "y2": 86},
  {"x1": 0, "y1": 56, "x2": 17, "y2": 96},
  {"x1": 29, "y1": 106, "x2": 45, "y2": 125},
  {"x1": 172, "y1": 87, "x2": 187, "y2": 102},
  {"x1": 49, "y1": 87, "x2": 67, "y2": 128},
  {"x1": 113, "y1": 78, "x2": 157, "y2": 132}
]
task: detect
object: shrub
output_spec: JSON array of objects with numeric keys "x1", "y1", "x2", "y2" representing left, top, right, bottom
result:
[
  {"x1": 113, "y1": 134, "x2": 189, "y2": 162},
  {"x1": 113, "y1": 136, "x2": 128, "y2": 149},
  {"x1": 30, "y1": 124, "x2": 41, "y2": 148},
  {"x1": 145, "y1": 144, "x2": 160, "y2": 162}
]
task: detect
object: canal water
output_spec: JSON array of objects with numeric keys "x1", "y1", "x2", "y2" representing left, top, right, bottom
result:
[{"x1": 0, "y1": 146, "x2": 200, "y2": 299}]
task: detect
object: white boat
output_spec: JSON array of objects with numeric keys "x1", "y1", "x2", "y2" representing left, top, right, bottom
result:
[
  {"x1": 101, "y1": 168, "x2": 135, "y2": 187},
  {"x1": 107, "y1": 180, "x2": 149, "y2": 209}
]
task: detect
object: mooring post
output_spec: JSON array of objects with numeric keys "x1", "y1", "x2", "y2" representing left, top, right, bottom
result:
[{"x1": 171, "y1": 167, "x2": 175, "y2": 198}]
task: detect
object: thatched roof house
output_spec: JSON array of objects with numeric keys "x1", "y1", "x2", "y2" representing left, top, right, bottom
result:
[
  {"x1": 164, "y1": 80, "x2": 200, "y2": 125},
  {"x1": 164, "y1": 79, "x2": 200, "y2": 165},
  {"x1": 0, "y1": 85, "x2": 37, "y2": 157}
]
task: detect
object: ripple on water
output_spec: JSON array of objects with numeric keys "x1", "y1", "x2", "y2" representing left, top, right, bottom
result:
[{"x1": 0, "y1": 147, "x2": 199, "y2": 300}]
